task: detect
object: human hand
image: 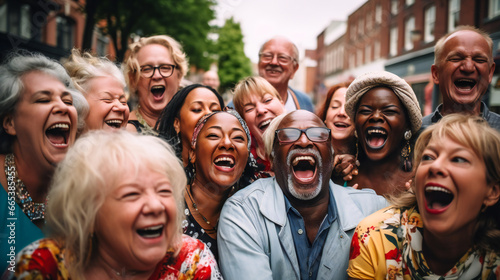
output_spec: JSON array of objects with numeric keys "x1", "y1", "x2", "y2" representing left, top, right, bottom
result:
[{"x1": 333, "y1": 154, "x2": 359, "y2": 181}]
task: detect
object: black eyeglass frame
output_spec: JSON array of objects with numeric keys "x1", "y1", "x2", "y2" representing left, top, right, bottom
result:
[
  {"x1": 275, "y1": 127, "x2": 331, "y2": 144},
  {"x1": 139, "y1": 64, "x2": 178, "y2": 78}
]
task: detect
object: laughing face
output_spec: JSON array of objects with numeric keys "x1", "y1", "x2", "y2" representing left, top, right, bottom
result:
[
  {"x1": 242, "y1": 92, "x2": 285, "y2": 145},
  {"x1": 273, "y1": 110, "x2": 333, "y2": 201},
  {"x1": 84, "y1": 76, "x2": 129, "y2": 132},
  {"x1": 135, "y1": 44, "x2": 180, "y2": 115},
  {"x1": 431, "y1": 30, "x2": 495, "y2": 113},
  {"x1": 94, "y1": 165, "x2": 177, "y2": 271},
  {"x1": 191, "y1": 113, "x2": 249, "y2": 191},
  {"x1": 355, "y1": 87, "x2": 408, "y2": 162},
  {"x1": 4, "y1": 71, "x2": 78, "y2": 169},
  {"x1": 414, "y1": 136, "x2": 499, "y2": 238},
  {"x1": 258, "y1": 38, "x2": 298, "y2": 89},
  {"x1": 324, "y1": 87, "x2": 354, "y2": 141}
]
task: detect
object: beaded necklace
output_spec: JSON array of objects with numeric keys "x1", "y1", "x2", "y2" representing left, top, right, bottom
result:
[
  {"x1": 185, "y1": 184, "x2": 217, "y2": 233},
  {"x1": 135, "y1": 105, "x2": 159, "y2": 136},
  {"x1": 4, "y1": 154, "x2": 45, "y2": 221}
]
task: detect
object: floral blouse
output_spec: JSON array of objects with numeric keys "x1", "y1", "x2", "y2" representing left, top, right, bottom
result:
[
  {"x1": 348, "y1": 206, "x2": 500, "y2": 279},
  {"x1": 7, "y1": 235, "x2": 222, "y2": 280}
]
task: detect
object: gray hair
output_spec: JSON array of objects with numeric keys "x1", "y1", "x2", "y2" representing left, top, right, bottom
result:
[{"x1": 0, "y1": 52, "x2": 89, "y2": 153}]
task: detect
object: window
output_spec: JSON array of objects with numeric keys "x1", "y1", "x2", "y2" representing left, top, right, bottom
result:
[
  {"x1": 376, "y1": 4, "x2": 382, "y2": 24},
  {"x1": 19, "y1": 4, "x2": 30, "y2": 39},
  {"x1": 56, "y1": 16, "x2": 74, "y2": 50},
  {"x1": 406, "y1": 0, "x2": 415, "y2": 6},
  {"x1": 349, "y1": 53, "x2": 355, "y2": 69},
  {"x1": 448, "y1": 0, "x2": 460, "y2": 32},
  {"x1": 366, "y1": 12, "x2": 372, "y2": 30},
  {"x1": 350, "y1": 24, "x2": 356, "y2": 40},
  {"x1": 490, "y1": 0, "x2": 500, "y2": 18},
  {"x1": 357, "y1": 49, "x2": 362, "y2": 66},
  {"x1": 96, "y1": 30, "x2": 109, "y2": 57},
  {"x1": 391, "y1": 0, "x2": 399, "y2": 15},
  {"x1": 365, "y1": 44, "x2": 372, "y2": 63},
  {"x1": 424, "y1": 5, "x2": 436, "y2": 42},
  {"x1": 374, "y1": 40, "x2": 381, "y2": 59},
  {"x1": 358, "y1": 18, "x2": 364, "y2": 36},
  {"x1": 404, "y1": 16, "x2": 415, "y2": 51},
  {"x1": 390, "y1": 26, "x2": 398, "y2": 56}
]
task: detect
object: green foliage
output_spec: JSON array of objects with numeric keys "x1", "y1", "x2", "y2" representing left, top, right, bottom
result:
[{"x1": 216, "y1": 17, "x2": 252, "y2": 94}]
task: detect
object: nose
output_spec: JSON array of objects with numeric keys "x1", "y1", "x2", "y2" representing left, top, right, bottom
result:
[
  {"x1": 368, "y1": 110, "x2": 383, "y2": 123},
  {"x1": 255, "y1": 102, "x2": 268, "y2": 116},
  {"x1": 53, "y1": 97, "x2": 70, "y2": 114},
  {"x1": 460, "y1": 58, "x2": 475, "y2": 73},
  {"x1": 294, "y1": 130, "x2": 313, "y2": 148},
  {"x1": 427, "y1": 156, "x2": 448, "y2": 177},
  {"x1": 338, "y1": 105, "x2": 347, "y2": 116},
  {"x1": 143, "y1": 194, "x2": 165, "y2": 215},
  {"x1": 112, "y1": 100, "x2": 128, "y2": 112},
  {"x1": 151, "y1": 67, "x2": 163, "y2": 79},
  {"x1": 219, "y1": 134, "x2": 234, "y2": 150},
  {"x1": 270, "y1": 54, "x2": 279, "y2": 65}
]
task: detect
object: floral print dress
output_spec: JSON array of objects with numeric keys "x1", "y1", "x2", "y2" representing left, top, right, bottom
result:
[
  {"x1": 6, "y1": 235, "x2": 222, "y2": 280},
  {"x1": 347, "y1": 206, "x2": 500, "y2": 279}
]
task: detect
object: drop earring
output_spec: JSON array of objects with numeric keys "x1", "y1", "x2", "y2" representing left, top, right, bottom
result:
[{"x1": 401, "y1": 130, "x2": 412, "y2": 172}]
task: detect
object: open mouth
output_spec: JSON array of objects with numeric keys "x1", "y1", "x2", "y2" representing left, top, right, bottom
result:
[
  {"x1": 334, "y1": 122, "x2": 351, "y2": 129},
  {"x1": 214, "y1": 156, "x2": 235, "y2": 170},
  {"x1": 258, "y1": 119, "x2": 272, "y2": 131},
  {"x1": 454, "y1": 78, "x2": 476, "y2": 92},
  {"x1": 105, "y1": 119, "x2": 123, "y2": 129},
  {"x1": 425, "y1": 186, "x2": 454, "y2": 211},
  {"x1": 46, "y1": 123, "x2": 70, "y2": 146},
  {"x1": 137, "y1": 225, "x2": 164, "y2": 239},
  {"x1": 150, "y1": 85, "x2": 165, "y2": 98},
  {"x1": 292, "y1": 155, "x2": 317, "y2": 181},
  {"x1": 366, "y1": 128, "x2": 387, "y2": 149}
]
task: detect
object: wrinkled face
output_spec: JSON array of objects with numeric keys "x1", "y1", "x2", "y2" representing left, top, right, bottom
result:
[
  {"x1": 243, "y1": 92, "x2": 285, "y2": 144},
  {"x1": 415, "y1": 136, "x2": 499, "y2": 238},
  {"x1": 432, "y1": 30, "x2": 495, "y2": 112},
  {"x1": 258, "y1": 38, "x2": 298, "y2": 89},
  {"x1": 355, "y1": 87, "x2": 408, "y2": 162},
  {"x1": 192, "y1": 113, "x2": 249, "y2": 191},
  {"x1": 135, "y1": 44, "x2": 180, "y2": 114},
  {"x1": 84, "y1": 76, "x2": 129, "y2": 132},
  {"x1": 95, "y1": 165, "x2": 178, "y2": 271},
  {"x1": 202, "y1": 72, "x2": 220, "y2": 90},
  {"x1": 324, "y1": 87, "x2": 354, "y2": 141},
  {"x1": 4, "y1": 71, "x2": 78, "y2": 169},
  {"x1": 273, "y1": 111, "x2": 333, "y2": 201},
  {"x1": 174, "y1": 87, "x2": 222, "y2": 150}
]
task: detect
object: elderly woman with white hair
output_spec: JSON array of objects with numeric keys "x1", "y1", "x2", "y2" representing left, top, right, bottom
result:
[
  {"x1": 64, "y1": 48, "x2": 129, "y2": 132},
  {"x1": 0, "y1": 52, "x2": 88, "y2": 272},
  {"x1": 7, "y1": 131, "x2": 221, "y2": 279},
  {"x1": 344, "y1": 71, "x2": 422, "y2": 195}
]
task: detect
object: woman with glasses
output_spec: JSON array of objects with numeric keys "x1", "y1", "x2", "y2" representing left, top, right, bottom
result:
[
  {"x1": 123, "y1": 35, "x2": 188, "y2": 135},
  {"x1": 344, "y1": 71, "x2": 422, "y2": 196}
]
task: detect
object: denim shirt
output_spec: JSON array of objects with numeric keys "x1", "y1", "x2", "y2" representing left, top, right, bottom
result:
[
  {"x1": 285, "y1": 190, "x2": 337, "y2": 280},
  {"x1": 422, "y1": 102, "x2": 500, "y2": 131}
]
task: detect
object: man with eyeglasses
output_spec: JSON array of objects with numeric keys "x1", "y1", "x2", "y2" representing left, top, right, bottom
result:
[
  {"x1": 218, "y1": 110, "x2": 387, "y2": 280},
  {"x1": 258, "y1": 37, "x2": 313, "y2": 112}
]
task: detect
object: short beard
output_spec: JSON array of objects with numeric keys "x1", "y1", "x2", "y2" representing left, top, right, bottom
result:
[{"x1": 286, "y1": 148, "x2": 323, "y2": 201}]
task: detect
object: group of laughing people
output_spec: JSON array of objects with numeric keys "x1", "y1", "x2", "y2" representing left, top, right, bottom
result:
[{"x1": 1, "y1": 24, "x2": 500, "y2": 280}]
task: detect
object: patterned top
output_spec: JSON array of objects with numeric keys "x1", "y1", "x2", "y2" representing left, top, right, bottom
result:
[
  {"x1": 7, "y1": 235, "x2": 222, "y2": 280},
  {"x1": 348, "y1": 206, "x2": 500, "y2": 280},
  {"x1": 182, "y1": 201, "x2": 219, "y2": 261}
]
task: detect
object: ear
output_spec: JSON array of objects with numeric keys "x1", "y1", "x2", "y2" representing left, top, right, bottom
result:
[
  {"x1": 128, "y1": 72, "x2": 137, "y2": 89},
  {"x1": 188, "y1": 148, "x2": 196, "y2": 164},
  {"x1": 488, "y1": 62, "x2": 496, "y2": 84},
  {"x1": 484, "y1": 183, "x2": 500, "y2": 207},
  {"x1": 2, "y1": 114, "x2": 16, "y2": 136},
  {"x1": 431, "y1": 65, "x2": 440, "y2": 85},
  {"x1": 290, "y1": 62, "x2": 299, "y2": 80},
  {"x1": 173, "y1": 117, "x2": 180, "y2": 134}
]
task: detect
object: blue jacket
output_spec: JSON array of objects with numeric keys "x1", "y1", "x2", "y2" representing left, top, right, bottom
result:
[{"x1": 218, "y1": 177, "x2": 388, "y2": 280}]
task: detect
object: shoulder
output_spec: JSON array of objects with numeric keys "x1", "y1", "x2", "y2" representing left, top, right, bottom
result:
[
  {"x1": 289, "y1": 87, "x2": 314, "y2": 111},
  {"x1": 333, "y1": 184, "x2": 388, "y2": 211},
  {"x1": 13, "y1": 238, "x2": 69, "y2": 279},
  {"x1": 226, "y1": 177, "x2": 271, "y2": 205}
]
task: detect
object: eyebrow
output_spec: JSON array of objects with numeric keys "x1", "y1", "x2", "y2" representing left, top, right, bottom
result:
[{"x1": 207, "y1": 125, "x2": 245, "y2": 133}]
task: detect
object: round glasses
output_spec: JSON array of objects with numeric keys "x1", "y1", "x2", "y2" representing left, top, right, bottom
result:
[
  {"x1": 275, "y1": 127, "x2": 331, "y2": 144},
  {"x1": 259, "y1": 52, "x2": 296, "y2": 64},
  {"x1": 139, "y1": 64, "x2": 177, "y2": 78}
]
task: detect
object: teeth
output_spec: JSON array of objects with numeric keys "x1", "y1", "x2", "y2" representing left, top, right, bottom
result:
[
  {"x1": 292, "y1": 156, "x2": 315, "y2": 166},
  {"x1": 215, "y1": 157, "x2": 234, "y2": 164},
  {"x1": 151, "y1": 85, "x2": 164, "y2": 90},
  {"x1": 143, "y1": 225, "x2": 163, "y2": 231},
  {"x1": 456, "y1": 78, "x2": 475, "y2": 83},
  {"x1": 425, "y1": 186, "x2": 452, "y2": 194},
  {"x1": 105, "y1": 120, "x2": 123, "y2": 124},
  {"x1": 259, "y1": 119, "x2": 271, "y2": 129},
  {"x1": 48, "y1": 123, "x2": 69, "y2": 130},
  {"x1": 367, "y1": 129, "x2": 386, "y2": 135}
]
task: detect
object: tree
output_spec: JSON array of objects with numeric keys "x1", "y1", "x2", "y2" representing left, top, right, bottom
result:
[
  {"x1": 82, "y1": 0, "x2": 216, "y2": 65},
  {"x1": 216, "y1": 17, "x2": 252, "y2": 94}
]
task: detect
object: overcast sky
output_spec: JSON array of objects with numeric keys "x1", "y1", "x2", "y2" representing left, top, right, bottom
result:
[{"x1": 215, "y1": 0, "x2": 367, "y2": 63}]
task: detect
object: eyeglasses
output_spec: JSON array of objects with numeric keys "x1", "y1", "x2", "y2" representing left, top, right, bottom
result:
[
  {"x1": 275, "y1": 127, "x2": 331, "y2": 144},
  {"x1": 139, "y1": 64, "x2": 177, "y2": 78},
  {"x1": 259, "y1": 52, "x2": 296, "y2": 64}
]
